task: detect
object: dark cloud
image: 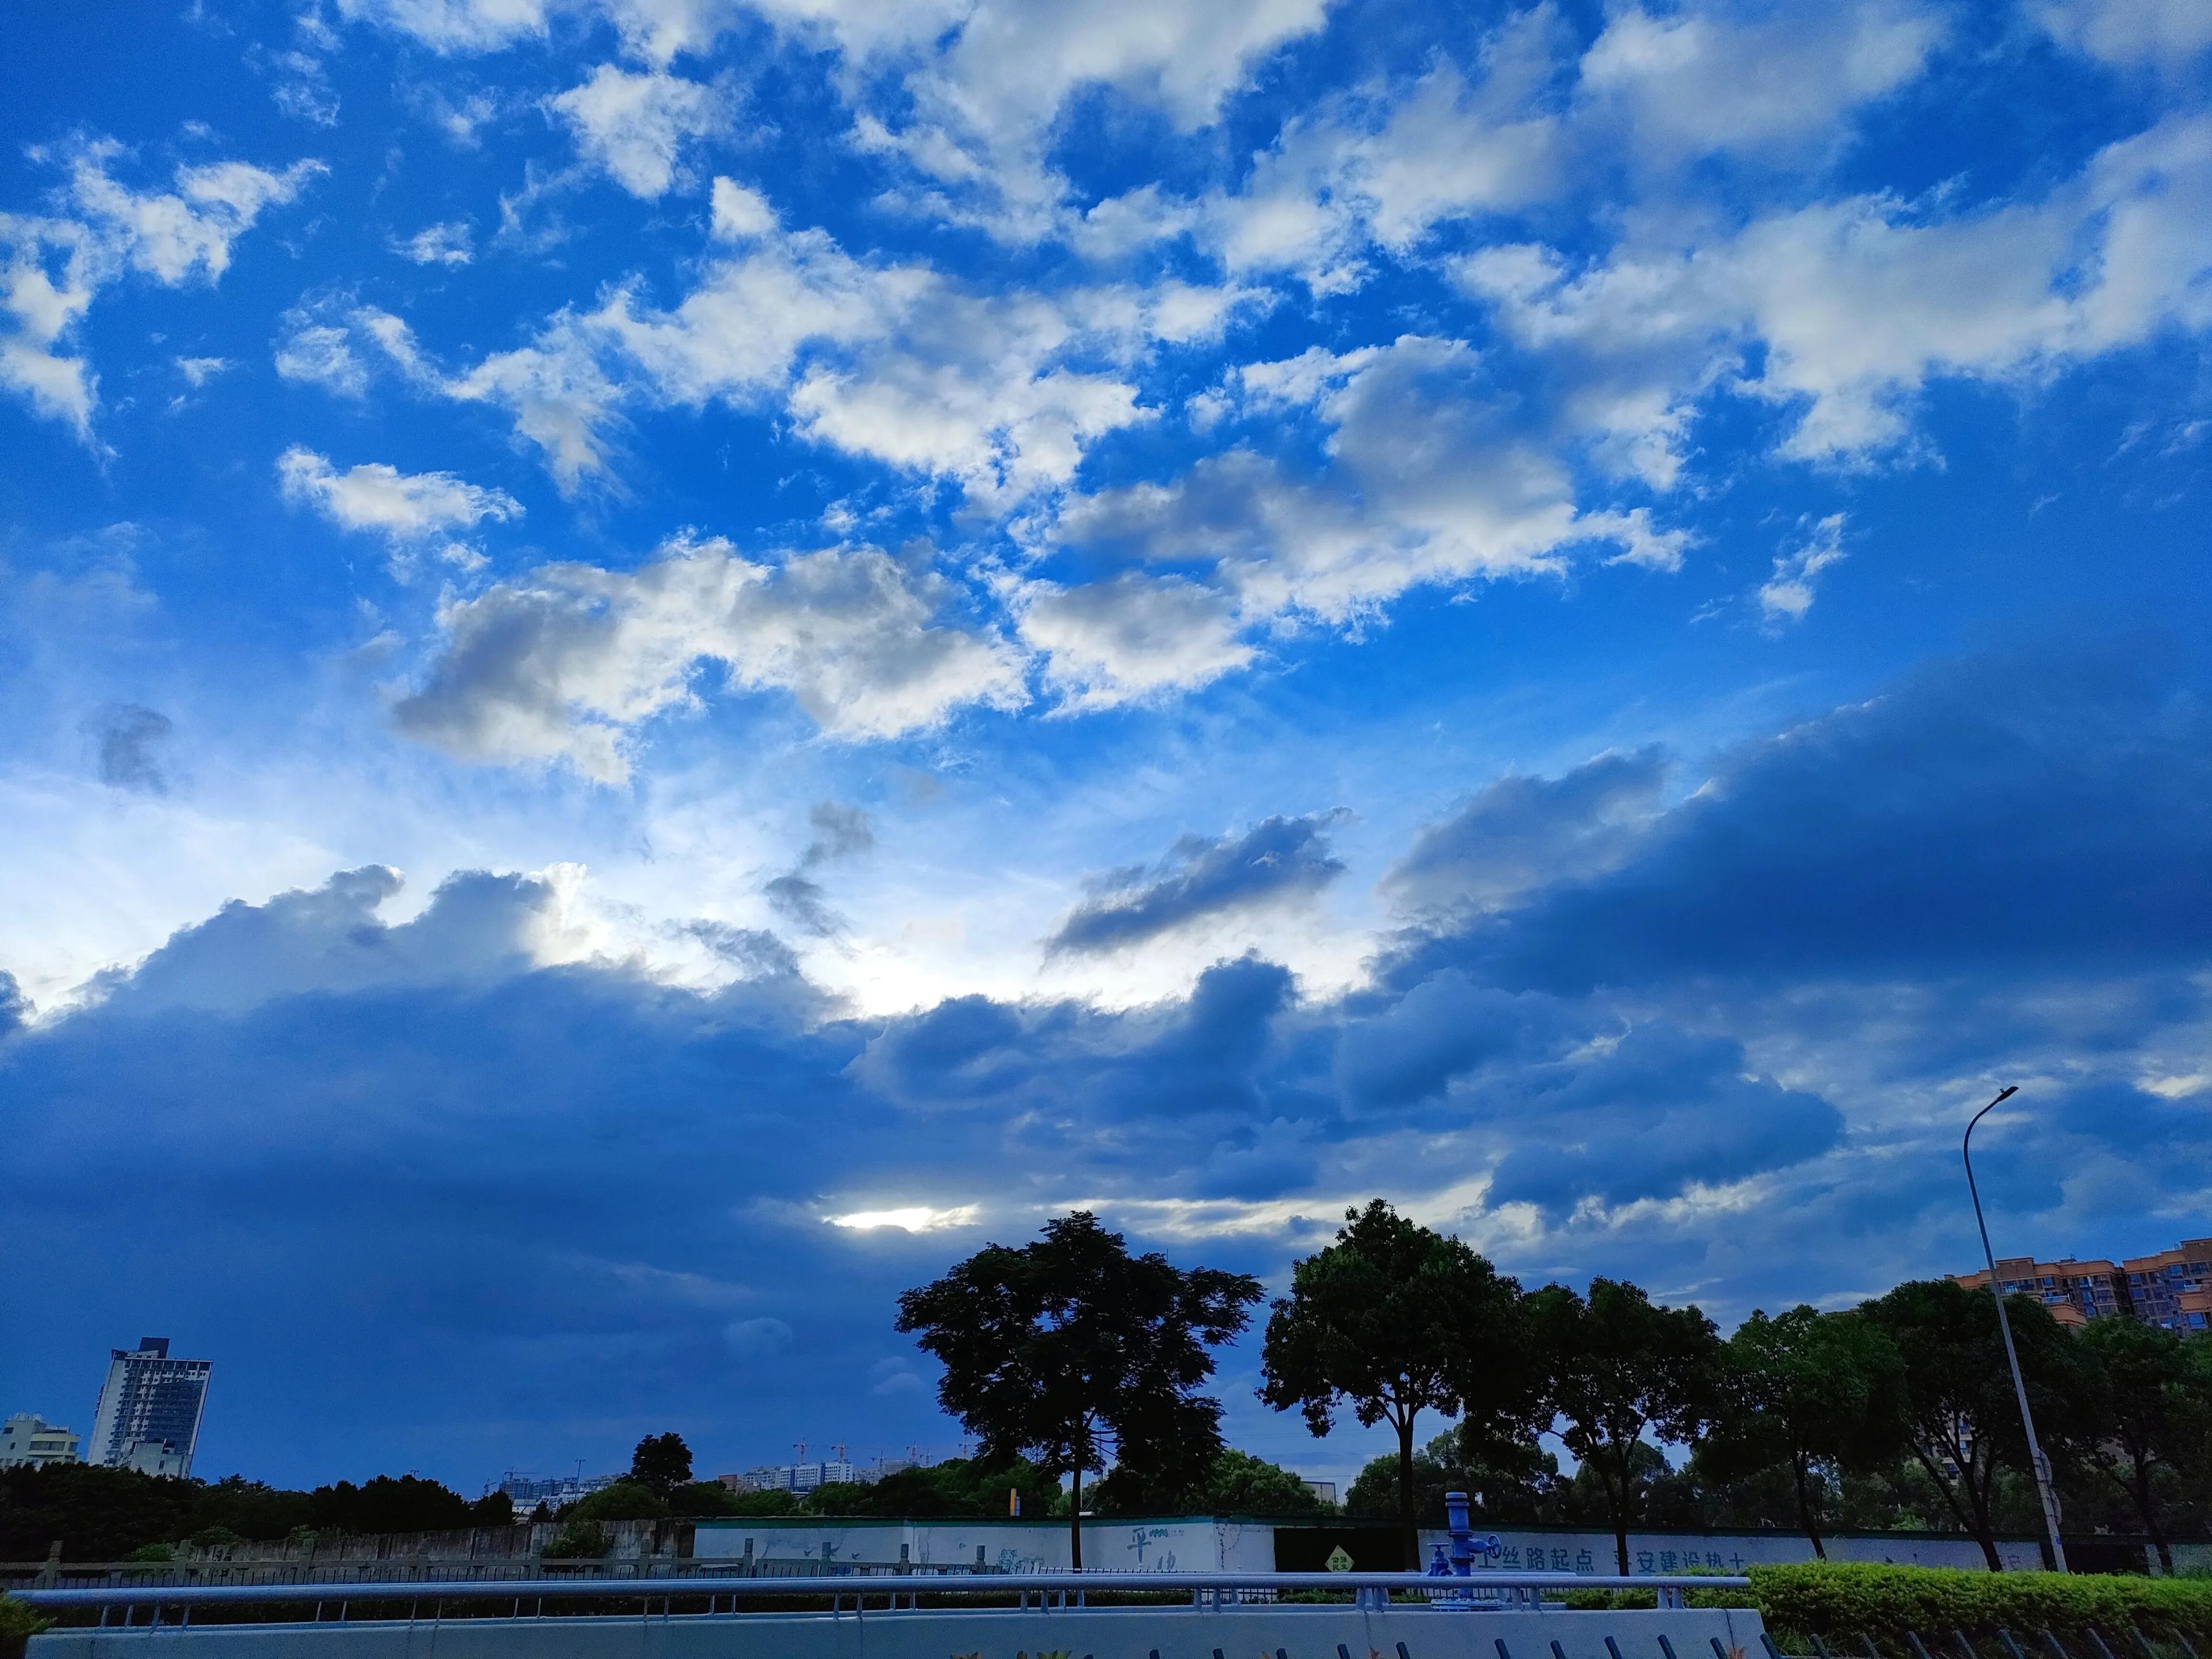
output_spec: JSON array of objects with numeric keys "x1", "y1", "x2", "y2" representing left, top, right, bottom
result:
[
  {"x1": 3, "y1": 644, "x2": 2206, "y2": 1489},
  {"x1": 766, "y1": 801, "x2": 875, "y2": 936},
  {"x1": 1387, "y1": 647, "x2": 2212, "y2": 994},
  {"x1": 1046, "y1": 812, "x2": 1349, "y2": 955},
  {"x1": 1385, "y1": 746, "x2": 1665, "y2": 915},
  {"x1": 87, "y1": 703, "x2": 174, "y2": 793}
]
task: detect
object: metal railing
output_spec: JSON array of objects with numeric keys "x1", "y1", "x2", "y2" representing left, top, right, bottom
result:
[
  {"x1": 1, "y1": 1554, "x2": 985, "y2": 1591},
  {"x1": 11, "y1": 1569, "x2": 1749, "y2": 1629}
]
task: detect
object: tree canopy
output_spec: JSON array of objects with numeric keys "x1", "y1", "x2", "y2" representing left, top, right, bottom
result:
[
  {"x1": 1861, "y1": 1277, "x2": 2090, "y2": 1569},
  {"x1": 2072, "y1": 1313, "x2": 2212, "y2": 1573},
  {"x1": 1527, "y1": 1276, "x2": 1725, "y2": 1574},
  {"x1": 628, "y1": 1433, "x2": 693, "y2": 1498},
  {"x1": 896, "y1": 1209, "x2": 1262, "y2": 1566},
  {"x1": 1258, "y1": 1199, "x2": 1534, "y2": 1567},
  {"x1": 1700, "y1": 1305, "x2": 1908, "y2": 1556}
]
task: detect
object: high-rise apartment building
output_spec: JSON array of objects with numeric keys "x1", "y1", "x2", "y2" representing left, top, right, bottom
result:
[
  {"x1": 2123, "y1": 1239, "x2": 2212, "y2": 1332},
  {"x1": 0, "y1": 1414, "x2": 82, "y2": 1468},
  {"x1": 90, "y1": 1338, "x2": 211, "y2": 1478},
  {"x1": 1952, "y1": 1237, "x2": 2212, "y2": 1333}
]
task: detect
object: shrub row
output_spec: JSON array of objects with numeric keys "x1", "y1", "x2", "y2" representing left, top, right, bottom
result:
[{"x1": 1722, "y1": 1563, "x2": 2212, "y2": 1646}]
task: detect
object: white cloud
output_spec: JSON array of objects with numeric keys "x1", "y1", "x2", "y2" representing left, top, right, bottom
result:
[
  {"x1": 709, "y1": 177, "x2": 775, "y2": 240},
  {"x1": 1197, "y1": 23, "x2": 1566, "y2": 290},
  {"x1": 1458, "y1": 113, "x2": 2212, "y2": 472},
  {"x1": 277, "y1": 448, "x2": 523, "y2": 564},
  {"x1": 2031, "y1": 0, "x2": 2212, "y2": 69},
  {"x1": 393, "y1": 221, "x2": 474, "y2": 266},
  {"x1": 0, "y1": 139, "x2": 321, "y2": 435},
  {"x1": 333, "y1": 0, "x2": 554, "y2": 53},
  {"x1": 827, "y1": 1204, "x2": 978, "y2": 1232},
  {"x1": 393, "y1": 536, "x2": 1026, "y2": 780},
  {"x1": 548, "y1": 64, "x2": 726, "y2": 198},
  {"x1": 1015, "y1": 572, "x2": 1255, "y2": 710},
  {"x1": 1576, "y1": 0, "x2": 1944, "y2": 165},
  {"x1": 1759, "y1": 514, "x2": 1848, "y2": 625},
  {"x1": 342, "y1": 204, "x2": 1217, "y2": 502},
  {"x1": 173, "y1": 355, "x2": 230, "y2": 388},
  {"x1": 1061, "y1": 335, "x2": 1670, "y2": 629}
]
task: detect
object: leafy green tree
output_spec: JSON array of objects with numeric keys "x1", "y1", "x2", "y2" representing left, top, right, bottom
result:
[
  {"x1": 189, "y1": 1476, "x2": 313, "y2": 1542},
  {"x1": 1700, "y1": 1305, "x2": 1908, "y2": 1556},
  {"x1": 800, "y1": 1455, "x2": 1060, "y2": 1519},
  {"x1": 896, "y1": 1210, "x2": 1262, "y2": 1567},
  {"x1": 546, "y1": 1518, "x2": 611, "y2": 1559},
  {"x1": 1527, "y1": 1276, "x2": 1725, "y2": 1574},
  {"x1": 307, "y1": 1474, "x2": 475, "y2": 1536},
  {"x1": 2073, "y1": 1315, "x2": 2210, "y2": 1573},
  {"x1": 1092, "y1": 1447, "x2": 1330, "y2": 1516},
  {"x1": 0, "y1": 1464, "x2": 197, "y2": 1560},
  {"x1": 1259, "y1": 1200, "x2": 1534, "y2": 1568},
  {"x1": 468, "y1": 1491, "x2": 515, "y2": 1527},
  {"x1": 721, "y1": 1487, "x2": 801, "y2": 1517},
  {"x1": 629, "y1": 1433, "x2": 694, "y2": 1498},
  {"x1": 667, "y1": 1480, "x2": 742, "y2": 1518},
  {"x1": 1860, "y1": 1278, "x2": 2089, "y2": 1570},
  {"x1": 570, "y1": 1479, "x2": 669, "y2": 1522}
]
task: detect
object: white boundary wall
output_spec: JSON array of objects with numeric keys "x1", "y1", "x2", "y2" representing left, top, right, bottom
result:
[{"x1": 694, "y1": 1518, "x2": 1276, "y2": 1573}]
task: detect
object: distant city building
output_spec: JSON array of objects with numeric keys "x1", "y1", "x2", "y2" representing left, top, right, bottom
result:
[
  {"x1": 2123, "y1": 1240, "x2": 2212, "y2": 1332},
  {"x1": 1953, "y1": 1237, "x2": 2211, "y2": 1332},
  {"x1": 744, "y1": 1461, "x2": 857, "y2": 1492},
  {"x1": 0, "y1": 1414, "x2": 82, "y2": 1469},
  {"x1": 90, "y1": 1338, "x2": 210, "y2": 1478},
  {"x1": 496, "y1": 1472, "x2": 616, "y2": 1508},
  {"x1": 1301, "y1": 1479, "x2": 1337, "y2": 1505}
]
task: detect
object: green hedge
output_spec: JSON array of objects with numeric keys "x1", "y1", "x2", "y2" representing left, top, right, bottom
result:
[
  {"x1": 1, "y1": 1595, "x2": 52, "y2": 1659},
  {"x1": 1731, "y1": 1563, "x2": 2212, "y2": 1647}
]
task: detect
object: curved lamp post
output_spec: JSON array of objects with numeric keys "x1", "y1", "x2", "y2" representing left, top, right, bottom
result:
[{"x1": 1963, "y1": 1084, "x2": 2067, "y2": 1573}]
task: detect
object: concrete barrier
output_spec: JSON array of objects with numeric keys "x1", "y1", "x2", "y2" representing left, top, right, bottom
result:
[{"x1": 30, "y1": 1602, "x2": 1768, "y2": 1659}]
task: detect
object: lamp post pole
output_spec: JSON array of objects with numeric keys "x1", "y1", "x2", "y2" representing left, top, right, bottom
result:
[{"x1": 1963, "y1": 1084, "x2": 2067, "y2": 1573}]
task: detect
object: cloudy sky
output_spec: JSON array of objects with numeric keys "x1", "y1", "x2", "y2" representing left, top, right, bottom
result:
[{"x1": 2, "y1": 0, "x2": 2208, "y2": 1498}]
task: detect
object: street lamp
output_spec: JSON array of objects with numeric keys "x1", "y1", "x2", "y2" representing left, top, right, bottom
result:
[{"x1": 1963, "y1": 1084, "x2": 2067, "y2": 1573}]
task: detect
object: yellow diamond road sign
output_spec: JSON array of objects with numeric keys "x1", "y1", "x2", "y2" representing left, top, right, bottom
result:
[{"x1": 1325, "y1": 1545, "x2": 1354, "y2": 1572}]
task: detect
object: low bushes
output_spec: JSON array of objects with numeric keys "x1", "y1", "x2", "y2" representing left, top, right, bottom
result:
[
  {"x1": 1730, "y1": 1563, "x2": 2212, "y2": 1648},
  {"x1": 1, "y1": 1595, "x2": 51, "y2": 1659}
]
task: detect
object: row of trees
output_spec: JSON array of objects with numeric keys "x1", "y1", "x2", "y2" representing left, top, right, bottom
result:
[
  {"x1": 0, "y1": 1467, "x2": 515, "y2": 1562},
  {"x1": 894, "y1": 1203, "x2": 2212, "y2": 1573}
]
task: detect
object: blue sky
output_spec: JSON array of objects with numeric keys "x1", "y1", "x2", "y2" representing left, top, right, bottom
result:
[{"x1": 2, "y1": 0, "x2": 2208, "y2": 1497}]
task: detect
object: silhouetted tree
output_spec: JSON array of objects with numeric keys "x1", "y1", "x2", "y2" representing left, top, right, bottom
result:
[
  {"x1": 1701, "y1": 1305, "x2": 1908, "y2": 1556},
  {"x1": 897, "y1": 1210, "x2": 1262, "y2": 1567},
  {"x1": 1528, "y1": 1276, "x2": 1725, "y2": 1574},
  {"x1": 1861, "y1": 1278, "x2": 2089, "y2": 1570},
  {"x1": 629, "y1": 1433, "x2": 693, "y2": 1498},
  {"x1": 2073, "y1": 1315, "x2": 2210, "y2": 1573},
  {"x1": 1259, "y1": 1201, "x2": 1535, "y2": 1568}
]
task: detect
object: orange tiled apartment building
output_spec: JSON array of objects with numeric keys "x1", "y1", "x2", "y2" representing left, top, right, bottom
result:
[{"x1": 1953, "y1": 1238, "x2": 2212, "y2": 1333}]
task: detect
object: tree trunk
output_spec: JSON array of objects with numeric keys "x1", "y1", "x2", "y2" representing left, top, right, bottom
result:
[
  {"x1": 2129, "y1": 1459, "x2": 2171, "y2": 1576},
  {"x1": 1961, "y1": 1453, "x2": 2001, "y2": 1573},
  {"x1": 1606, "y1": 1457, "x2": 1630, "y2": 1576},
  {"x1": 1791, "y1": 1450, "x2": 1826, "y2": 1560},
  {"x1": 1396, "y1": 1415, "x2": 1420, "y2": 1570},
  {"x1": 1069, "y1": 1464, "x2": 1083, "y2": 1570}
]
